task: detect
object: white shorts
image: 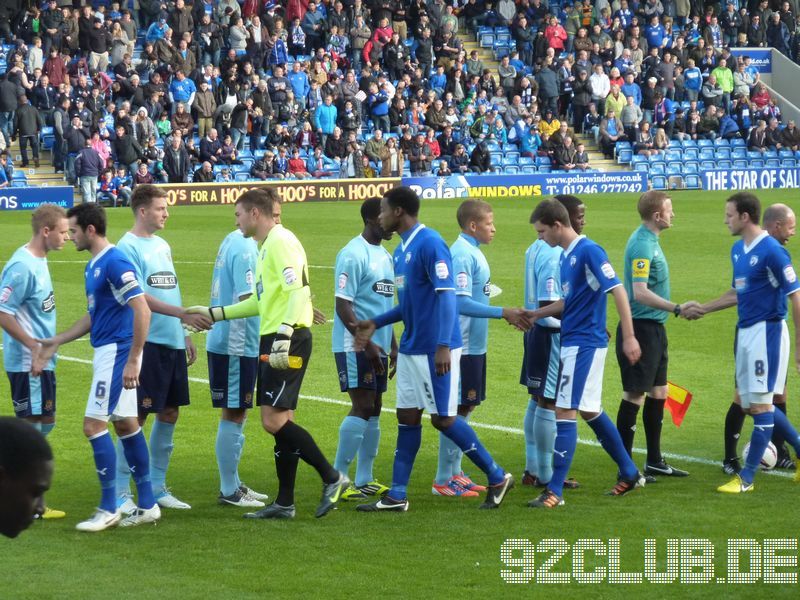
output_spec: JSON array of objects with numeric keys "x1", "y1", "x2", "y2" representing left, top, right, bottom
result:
[
  {"x1": 85, "y1": 343, "x2": 138, "y2": 422},
  {"x1": 395, "y1": 348, "x2": 462, "y2": 416},
  {"x1": 555, "y1": 346, "x2": 607, "y2": 413},
  {"x1": 736, "y1": 320, "x2": 789, "y2": 409}
]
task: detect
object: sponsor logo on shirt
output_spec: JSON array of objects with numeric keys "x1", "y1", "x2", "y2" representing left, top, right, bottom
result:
[
  {"x1": 435, "y1": 260, "x2": 449, "y2": 279},
  {"x1": 41, "y1": 291, "x2": 56, "y2": 313},
  {"x1": 483, "y1": 281, "x2": 491, "y2": 296},
  {"x1": 87, "y1": 294, "x2": 95, "y2": 311},
  {"x1": 146, "y1": 271, "x2": 177, "y2": 289},
  {"x1": 735, "y1": 277, "x2": 747, "y2": 291},
  {"x1": 632, "y1": 258, "x2": 650, "y2": 278},
  {"x1": 0, "y1": 285, "x2": 12, "y2": 304},
  {"x1": 600, "y1": 261, "x2": 616, "y2": 279},
  {"x1": 545, "y1": 277, "x2": 556, "y2": 294},
  {"x1": 456, "y1": 272, "x2": 468, "y2": 289},
  {"x1": 784, "y1": 265, "x2": 797, "y2": 284},
  {"x1": 338, "y1": 272, "x2": 349, "y2": 290},
  {"x1": 396, "y1": 275, "x2": 405, "y2": 290},
  {"x1": 121, "y1": 271, "x2": 136, "y2": 283},
  {"x1": 372, "y1": 279, "x2": 395, "y2": 296},
  {"x1": 562, "y1": 282, "x2": 571, "y2": 297},
  {"x1": 283, "y1": 267, "x2": 297, "y2": 285},
  {"x1": 245, "y1": 270, "x2": 253, "y2": 286}
]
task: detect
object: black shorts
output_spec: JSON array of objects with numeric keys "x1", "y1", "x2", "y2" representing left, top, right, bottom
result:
[
  {"x1": 257, "y1": 327, "x2": 312, "y2": 410},
  {"x1": 208, "y1": 351, "x2": 259, "y2": 409},
  {"x1": 138, "y1": 342, "x2": 191, "y2": 413},
  {"x1": 616, "y1": 319, "x2": 668, "y2": 393},
  {"x1": 519, "y1": 325, "x2": 560, "y2": 400},
  {"x1": 460, "y1": 353, "x2": 487, "y2": 406},
  {"x1": 7, "y1": 371, "x2": 56, "y2": 418},
  {"x1": 334, "y1": 351, "x2": 388, "y2": 393}
]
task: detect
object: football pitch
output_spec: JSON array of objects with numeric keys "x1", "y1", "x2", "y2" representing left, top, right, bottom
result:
[{"x1": 2, "y1": 189, "x2": 800, "y2": 598}]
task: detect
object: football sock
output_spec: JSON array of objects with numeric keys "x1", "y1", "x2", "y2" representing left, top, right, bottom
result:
[
  {"x1": 740, "y1": 411, "x2": 775, "y2": 484},
  {"x1": 441, "y1": 417, "x2": 504, "y2": 485},
  {"x1": 523, "y1": 398, "x2": 538, "y2": 475},
  {"x1": 234, "y1": 422, "x2": 245, "y2": 489},
  {"x1": 616, "y1": 399, "x2": 640, "y2": 457},
  {"x1": 643, "y1": 396, "x2": 665, "y2": 464},
  {"x1": 273, "y1": 442, "x2": 300, "y2": 506},
  {"x1": 772, "y1": 407, "x2": 800, "y2": 455},
  {"x1": 355, "y1": 416, "x2": 381, "y2": 488},
  {"x1": 41, "y1": 422, "x2": 55, "y2": 436},
  {"x1": 114, "y1": 437, "x2": 132, "y2": 498},
  {"x1": 149, "y1": 419, "x2": 175, "y2": 493},
  {"x1": 534, "y1": 405, "x2": 556, "y2": 484},
  {"x1": 588, "y1": 410, "x2": 639, "y2": 480},
  {"x1": 388, "y1": 424, "x2": 422, "y2": 500},
  {"x1": 435, "y1": 429, "x2": 459, "y2": 485},
  {"x1": 274, "y1": 420, "x2": 339, "y2": 483},
  {"x1": 724, "y1": 402, "x2": 746, "y2": 461},
  {"x1": 89, "y1": 430, "x2": 117, "y2": 513},
  {"x1": 334, "y1": 415, "x2": 367, "y2": 479},
  {"x1": 549, "y1": 420, "x2": 578, "y2": 497},
  {"x1": 451, "y1": 413, "x2": 469, "y2": 478},
  {"x1": 120, "y1": 428, "x2": 155, "y2": 509},
  {"x1": 772, "y1": 402, "x2": 788, "y2": 451},
  {"x1": 216, "y1": 419, "x2": 241, "y2": 497}
]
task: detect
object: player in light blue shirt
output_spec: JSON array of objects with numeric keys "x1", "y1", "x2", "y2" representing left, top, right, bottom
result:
[
  {"x1": 0, "y1": 204, "x2": 69, "y2": 520},
  {"x1": 114, "y1": 184, "x2": 211, "y2": 513},
  {"x1": 37, "y1": 203, "x2": 158, "y2": 531},
  {"x1": 527, "y1": 198, "x2": 644, "y2": 509},
  {"x1": 520, "y1": 196, "x2": 585, "y2": 493},
  {"x1": 332, "y1": 198, "x2": 396, "y2": 501},
  {"x1": 435, "y1": 199, "x2": 528, "y2": 497},
  {"x1": 206, "y1": 230, "x2": 268, "y2": 507},
  {"x1": 353, "y1": 187, "x2": 513, "y2": 512}
]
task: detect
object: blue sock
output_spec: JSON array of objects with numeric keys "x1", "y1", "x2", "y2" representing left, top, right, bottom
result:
[
  {"x1": 587, "y1": 411, "x2": 639, "y2": 480},
  {"x1": 120, "y1": 428, "x2": 155, "y2": 509},
  {"x1": 115, "y1": 437, "x2": 132, "y2": 498},
  {"x1": 216, "y1": 420, "x2": 241, "y2": 497},
  {"x1": 89, "y1": 431, "x2": 117, "y2": 513},
  {"x1": 772, "y1": 408, "x2": 800, "y2": 456},
  {"x1": 149, "y1": 420, "x2": 175, "y2": 493},
  {"x1": 388, "y1": 424, "x2": 422, "y2": 500},
  {"x1": 356, "y1": 416, "x2": 381, "y2": 488},
  {"x1": 451, "y1": 413, "x2": 469, "y2": 478},
  {"x1": 534, "y1": 406, "x2": 557, "y2": 484},
  {"x1": 41, "y1": 422, "x2": 55, "y2": 436},
  {"x1": 523, "y1": 398, "x2": 538, "y2": 475},
  {"x1": 441, "y1": 418, "x2": 504, "y2": 485},
  {"x1": 334, "y1": 416, "x2": 368, "y2": 478},
  {"x1": 234, "y1": 422, "x2": 245, "y2": 489},
  {"x1": 549, "y1": 420, "x2": 578, "y2": 497},
  {"x1": 435, "y1": 427, "x2": 460, "y2": 485},
  {"x1": 741, "y1": 411, "x2": 775, "y2": 484}
]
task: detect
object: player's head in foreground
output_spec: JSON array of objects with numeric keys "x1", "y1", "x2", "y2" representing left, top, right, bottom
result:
[
  {"x1": 763, "y1": 203, "x2": 796, "y2": 246},
  {"x1": 379, "y1": 186, "x2": 419, "y2": 235},
  {"x1": 457, "y1": 199, "x2": 495, "y2": 244},
  {"x1": 29, "y1": 204, "x2": 69, "y2": 254},
  {"x1": 234, "y1": 188, "x2": 283, "y2": 243},
  {"x1": 361, "y1": 196, "x2": 393, "y2": 243},
  {"x1": 552, "y1": 194, "x2": 586, "y2": 234},
  {"x1": 637, "y1": 190, "x2": 673, "y2": 232},
  {"x1": 0, "y1": 418, "x2": 53, "y2": 538},
  {"x1": 530, "y1": 198, "x2": 576, "y2": 250},
  {"x1": 67, "y1": 203, "x2": 108, "y2": 254},
  {"x1": 130, "y1": 184, "x2": 170, "y2": 234},
  {"x1": 725, "y1": 192, "x2": 761, "y2": 237}
]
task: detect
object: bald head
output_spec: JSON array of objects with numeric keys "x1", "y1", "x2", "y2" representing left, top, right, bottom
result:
[{"x1": 763, "y1": 203, "x2": 796, "y2": 246}]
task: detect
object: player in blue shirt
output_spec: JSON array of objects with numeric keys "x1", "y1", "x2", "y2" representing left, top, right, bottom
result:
[
  {"x1": 520, "y1": 195, "x2": 585, "y2": 492},
  {"x1": 207, "y1": 230, "x2": 269, "y2": 508},
  {"x1": 354, "y1": 187, "x2": 514, "y2": 512},
  {"x1": 692, "y1": 194, "x2": 800, "y2": 492},
  {"x1": 434, "y1": 199, "x2": 529, "y2": 498},
  {"x1": 527, "y1": 199, "x2": 644, "y2": 509},
  {"x1": 114, "y1": 184, "x2": 211, "y2": 514},
  {"x1": 0, "y1": 204, "x2": 69, "y2": 520},
  {"x1": 36, "y1": 203, "x2": 158, "y2": 531},
  {"x1": 332, "y1": 198, "x2": 396, "y2": 501}
]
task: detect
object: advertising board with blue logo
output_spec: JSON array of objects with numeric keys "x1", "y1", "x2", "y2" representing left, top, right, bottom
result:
[
  {"x1": 0, "y1": 187, "x2": 74, "y2": 211},
  {"x1": 701, "y1": 167, "x2": 800, "y2": 191},
  {"x1": 728, "y1": 48, "x2": 772, "y2": 74}
]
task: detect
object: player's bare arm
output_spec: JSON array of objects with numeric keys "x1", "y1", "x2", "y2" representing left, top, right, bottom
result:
[
  {"x1": 123, "y1": 295, "x2": 151, "y2": 389},
  {"x1": 336, "y1": 296, "x2": 385, "y2": 375},
  {"x1": 611, "y1": 286, "x2": 641, "y2": 365}
]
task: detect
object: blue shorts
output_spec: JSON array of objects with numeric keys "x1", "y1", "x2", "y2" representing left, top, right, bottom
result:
[
  {"x1": 86, "y1": 342, "x2": 138, "y2": 421},
  {"x1": 7, "y1": 371, "x2": 56, "y2": 418},
  {"x1": 208, "y1": 351, "x2": 259, "y2": 409},
  {"x1": 520, "y1": 325, "x2": 561, "y2": 400},
  {"x1": 459, "y1": 354, "x2": 486, "y2": 406},
  {"x1": 334, "y1": 351, "x2": 388, "y2": 393},
  {"x1": 138, "y1": 342, "x2": 190, "y2": 414}
]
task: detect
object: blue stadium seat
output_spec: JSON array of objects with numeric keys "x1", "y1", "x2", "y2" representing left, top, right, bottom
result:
[
  {"x1": 683, "y1": 148, "x2": 699, "y2": 160},
  {"x1": 505, "y1": 150, "x2": 520, "y2": 163},
  {"x1": 617, "y1": 148, "x2": 633, "y2": 164},
  {"x1": 731, "y1": 147, "x2": 747, "y2": 159},
  {"x1": 750, "y1": 159, "x2": 765, "y2": 168},
  {"x1": 665, "y1": 150, "x2": 682, "y2": 162},
  {"x1": 234, "y1": 172, "x2": 251, "y2": 182},
  {"x1": 486, "y1": 142, "x2": 501, "y2": 152},
  {"x1": 649, "y1": 162, "x2": 666, "y2": 175},
  {"x1": 779, "y1": 149, "x2": 794, "y2": 158},
  {"x1": 650, "y1": 175, "x2": 668, "y2": 189},
  {"x1": 716, "y1": 159, "x2": 732, "y2": 169},
  {"x1": 519, "y1": 156, "x2": 535, "y2": 165},
  {"x1": 715, "y1": 148, "x2": 731, "y2": 160},
  {"x1": 732, "y1": 159, "x2": 749, "y2": 169},
  {"x1": 648, "y1": 154, "x2": 665, "y2": 164},
  {"x1": 713, "y1": 138, "x2": 730, "y2": 148},
  {"x1": 730, "y1": 138, "x2": 746, "y2": 147},
  {"x1": 668, "y1": 175, "x2": 685, "y2": 189},
  {"x1": 634, "y1": 161, "x2": 650, "y2": 172},
  {"x1": 668, "y1": 140, "x2": 681, "y2": 149},
  {"x1": 681, "y1": 139, "x2": 698, "y2": 149},
  {"x1": 480, "y1": 33, "x2": 495, "y2": 48},
  {"x1": 746, "y1": 150, "x2": 762, "y2": 160},
  {"x1": 683, "y1": 161, "x2": 699, "y2": 174},
  {"x1": 239, "y1": 149, "x2": 253, "y2": 159},
  {"x1": 495, "y1": 33, "x2": 512, "y2": 45},
  {"x1": 764, "y1": 149, "x2": 778, "y2": 159},
  {"x1": 504, "y1": 165, "x2": 520, "y2": 174},
  {"x1": 666, "y1": 162, "x2": 682, "y2": 176},
  {"x1": 239, "y1": 157, "x2": 254, "y2": 171},
  {"x1": 781, "y1": 158, "x2": 797, "y2": 167},
  {"x1": 536, "y1": 156, "x2": 552, "y2": 167},
  {"x1": 490, "y1": 153, "x2": 502, "y2": 166},
  {"x1": 700, "y1": 160, "x2": 717, "y2": 170},
  {"x1": 520, "y1": 165, "x2": 537, "y2": 174},
  {"x1": 766, "y1": 158, "x2": 781, "y2": 167},
  {"x1": 538, "y1": 166, "x2": 551, "y2": 173},
  {"x1": 685, "y1": 174, "x2": 702, "y2": 189},
  {"x1": 697, "y1": 139, "x2": 713, "y2": 148},
  {"x1": 699, "y1": 148, "x2": 715, "y2": 161}
]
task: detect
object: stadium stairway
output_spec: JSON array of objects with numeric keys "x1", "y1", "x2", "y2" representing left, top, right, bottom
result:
[{"x1": 4, "y1": 138, "x2": 79, "y2": 200}]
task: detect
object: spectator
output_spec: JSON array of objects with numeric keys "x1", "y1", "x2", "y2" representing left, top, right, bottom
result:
[
  {"x1": 193, "y1": 161, "x2": 215, "y2": 183},
  {"x1": 701, "y1": 74, "x2": 724, "y2": 110},
  {"x1": 306, "y1": 145, "x2": 337, "y2": 178},
  {"x1": 600, "y1": 108, "x2": 625, "y2": 158},
  {"x1": 711, "y1": 59, "x2": 735, "y2": 110},
  {"x1": 288, "y1": 148, "x2": 312, "y2": 179},
  {"x1": 133, "y1": 161, "x2": 155, "y2": 186},
  {"x1": 409, "y1": 132, "x2": 432, "y2": 175},
  {"x1": 621, "y1": 95, "x2": 644, "y2": 140},
  {"x1": 718, "y1": 109, "x2": 741, "y2": 140},
  {"x1": 782, "y1": 120, "x2": 800, "y2": 151},
  {"x1": 733, "y1": 62, "x2": 754, "y2": 99},
  {"x1": 574, "y1": 142, "x2": 590, "y2": 171},
  {"x1": 162, "y1": 135, "x2": 190, "y2": 183},
  {"x1": 469, "y1": 141, "x2": 493, "y2": 173},
  {"x1": 74, "y1": 139, "x2": 103, "y2": 204},
  {"x1": 767, "y1": 13, "x2": 791, "y2": 55},
  {"x1": 12, "y1": 95, "x2": 43, "y2": 168},
  {"x1": 699, "y1": 106, "x2": 721, "y2": 140},
  {"x1": 448, "y1": 143, "x2": 471, "y2": 173},
  {"x1": 766, "y1": 118, "x2": 784, "y2": 149},
  {"x1": 97, "y1": 169, "x2": 121, "y2": 206},
  {"x1": 554, "y1": 135, "x2": 578, "y2": 170},
  {"x1": 88, "y1": 18, "x2": 112, "y2": 73},
  {"x1": 748, "y1": 119, "x2": 769, "y2": 152}
]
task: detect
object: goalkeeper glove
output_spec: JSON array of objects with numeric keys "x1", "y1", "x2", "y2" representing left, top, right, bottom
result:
[
  {"x1": 184, "y1": 306, "x2": 226, "y2": 333},
  {"x1": 269, "y1": 324, "x2": 293, "y2": 370}
]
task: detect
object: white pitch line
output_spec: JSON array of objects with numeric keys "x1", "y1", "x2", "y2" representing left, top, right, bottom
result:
[{"x1": 40, "y1": 351, "x2": 793, "y2": 479}]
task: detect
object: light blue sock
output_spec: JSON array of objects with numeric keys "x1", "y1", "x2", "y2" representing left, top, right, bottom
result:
[
  {"x1": 29, "y1": 422, "x2": 42, "y2": 432},
  {"x1": 356, "y1": 416, "x2": 381, "y2": 488},
  {"x1": 234, "y1": 422, "x2": 245, "y2": 489},
  {"x1": 772, "y1": 408, "x2": 800, "y2": 456},
  {"x1": 451, "y1": 413, "x2": 469, "y2": 478},
  {"x1": 442, "y1": 417, "x2": 504, "y2": 485},
  {"x1": 334, "y1": 416, "x2": 368, "y2": 478},
  {"x1": 389, "y1": 424, "x2": 422, "y2": 500},
  {"x1": 120, "y1": 428, "x2": 155, "y2": 509},
  {"x1": 534, "y1": 406, "x2": 557, "y2": 484},
  {"x1": 435, "y1": 428, "x2": 460, "y2": 485},
  {"x1": 149, "y1": 420, "x2": 175, "y2": 493},
  {"x1": 741, "y1": 411, "x2": 775, "y2": 484},
  {"x1": 89, "y1": 430, "x2": 117, "y2": 513},
  {"x1": 115, "y1": 437, "x2": 132, "y2": 499},
  {"x1": 216, "y1": 420, "x2": 241, "y2": 497},
  {"x1": 549, "y1": 420, "x2": 578, "y2": 497},
  {"x1": 523, "y1": 398, "x2": 538, "y2": 475},
  {"x1": 41, "y1": 422, "x2": 55, "y2": 436},
  {"x1": 587, "y1": 411, "x2": 638, "y2": 480}
]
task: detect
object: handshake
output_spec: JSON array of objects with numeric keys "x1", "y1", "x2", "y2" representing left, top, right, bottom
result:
[{"x1": 678, "y1": 300, "x2": 705, "y2": 320}]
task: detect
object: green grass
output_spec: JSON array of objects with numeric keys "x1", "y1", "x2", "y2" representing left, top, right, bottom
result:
[{"x1": 2, "y1": 190, "x2": 800, "y2": 598}]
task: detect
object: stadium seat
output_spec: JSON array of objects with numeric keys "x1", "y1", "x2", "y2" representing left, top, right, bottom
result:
[
  {"x1": 731, "y1": 147, "x2": 747, "y2": 159},
  {"x1": 715, "y1": 160, "x2": 732, "y2": 169},
  {"x1": 668, "y1": 140, "x2": 681, "y2": 149},
  {"x1": 681, "y1": 139, "x2": 698, "y2": 149},
  {"x1": 668, "y1": 175, "x2": 685, "y2": 190},
  {"x1": 490, "y1": 153, "x2": 502, "y2": 167},
  {"x1": 683, "y1": 148, "x2": 699, "y2": 161},
  {"x1": 617, "y1": 148, "x2": 633, "y2": 164},
  {"x1": 234, "y1": 172, "x2": 251, "y2": 181},
  {"x1": 731, "y1": 138, "x2": 746, "y2": 147},
  {"x1": 713, "y1": 138, "x2": 730, "y2": 148},
  {"x1": 781, "y1": 158, "x2": 797, "y2": 167},
  {"x1": 536, "y1": 156, "x2": 552, "y2": 167},
  {"x1": 697, "y1": 139, "x2": 713, "y2": 148},
  {"x1": 746, "y1": 150, "x2": 762, "y2": 160},
  {"x1": 634, "y1": 161, "x2": 650, "y2": 172},
  {"x1": 700, "y1": 160, "x2": 716, "y2": 170},
  {"x1": 239, "y1": 157, "x2": 254, "y2": 171},
  {"x1": 480, "y1": 33, "x2": 495, "y2": 48},
  {"x1": 699, "y1": 148, "x2": 715, "y2": 161},
  {"x1": 766, "y1": 158, "x2": 781, "y2": 168},
  {"x1": 486, "y1": 142, "x2": 501, "y2": 152},
  {"x1": 520, "y1": 165, "x2": 537, "y2": 174},
  {"x1": 779, "y1": 149, "x2": 794, "y2": 159},
  {"x1": 505, "y1": 151, "x2": 520, "y2": 163},
  {"x1": 684, "y1": 174, "x2": 702, "y2": 189},
  {"x1": 683, "y1": 161, "x2": 699, "y2": 174},
  {"x1": 665, "y1": 150, "x2": 682, "y2": 162},
  {"x1": 519, "y1": 156, "x2": 535, "y2": 166},
  {"x1": 732, "y1": 159, "x2": 749, "y2": 169},
  {"x1": 504, "y1": 165, "x2": 520, "y2": 174},
  {"x1": 650, "y1": 162, "x2": 666, "y2": 175},
  {"x1": 650, "y1": 175, "x2": 668, "y2": 189},
  {"x1": 750, "y1": 159, "x2": 765, "y2": 168},
  {"x1": 538, "y1": 166, "x2": 551, "y2": 173},
  {"x1": 764, "y1": 149, "x2": 778, "y2": 159},
  {"x1": 715, "y1": 148, "x2": 731, "y2": 160}
]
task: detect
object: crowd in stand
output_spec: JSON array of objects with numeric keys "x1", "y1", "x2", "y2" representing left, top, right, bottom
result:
[{"x1": 0, "y1": 0, "x2": 799, "y2": 202}]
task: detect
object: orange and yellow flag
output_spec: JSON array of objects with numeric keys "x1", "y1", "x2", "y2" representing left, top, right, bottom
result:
[{"x1": 665, "y1": 382, "x2": 693, "y2": 427}]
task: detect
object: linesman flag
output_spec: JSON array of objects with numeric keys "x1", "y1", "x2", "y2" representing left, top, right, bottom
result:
[{"x1": 665, "y1": 382, "x2": 693, "y2": 427}]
